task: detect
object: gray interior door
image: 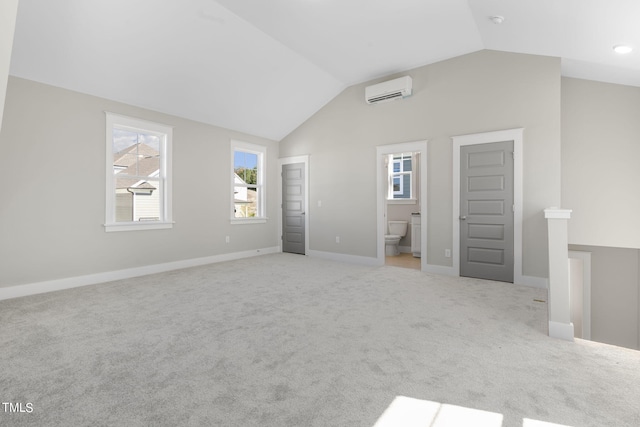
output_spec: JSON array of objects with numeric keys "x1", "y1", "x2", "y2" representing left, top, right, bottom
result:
[
  {"x1": 282, "y1": 163, "x2": 305, "y2": 255},
  {"x1": 460, "y1": 141, "x2": 514, "y2": 282}
]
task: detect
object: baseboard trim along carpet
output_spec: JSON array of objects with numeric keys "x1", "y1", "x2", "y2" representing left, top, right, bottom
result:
[
  {"x1": 410, "y1": 264, "x2": 548, "y2": 290},
  {"x1": 516, "y1": 275, "x2": 549, "y2": 289},
  {"x1": 306, "y1": 250, "x2": 549, "y2": 290},
  {"x1": 422, "y1": 264, "x2": 457, "y2": 276},
  {"x1": 0, "y1": 246, "x2": 280, "y2": 301},
  {"x1": 307, "y1": 249, "x2": 380, "y2": 266},
  {"x1": 549, "y1": 320, "x2": 575, "y2": 341}
]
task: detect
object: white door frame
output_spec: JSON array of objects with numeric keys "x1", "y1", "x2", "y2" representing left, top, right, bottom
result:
[
  {"x1": 452, "y1": 128, "x2": 525, "y2": 284},
  {"x1": 278, "y1": 155, "x2": 310, "y2": 255},
  {"x1": 376, "y1": 140, "x2": 428, "y2": 270}
]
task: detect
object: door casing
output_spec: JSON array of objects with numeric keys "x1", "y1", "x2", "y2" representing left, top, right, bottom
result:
[{"x1": 452, "y1": 128, "x2": 524, "y2": 284}]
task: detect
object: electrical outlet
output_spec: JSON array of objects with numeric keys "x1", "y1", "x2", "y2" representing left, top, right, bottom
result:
[
  {"x1": 445, "y1": 249, "x2": 451, "y2": 258},
  {"x1": 335, "y1": 236, "x2": 340, "y2": 243},
  {"x1": 225, "y1": 236, "x2": 230, "y2": 243}
]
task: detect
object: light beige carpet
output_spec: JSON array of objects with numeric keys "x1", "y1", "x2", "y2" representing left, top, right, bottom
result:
[{"x1": 1, "y1": 253, "x2": 639, "y2": 426}]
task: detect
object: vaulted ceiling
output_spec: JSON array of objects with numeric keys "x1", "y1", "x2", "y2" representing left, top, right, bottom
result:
[{"x1": 10, "y1": 0, "x2": 640, "y2": 140}]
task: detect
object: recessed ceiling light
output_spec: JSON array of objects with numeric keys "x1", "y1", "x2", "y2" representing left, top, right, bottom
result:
[
  {"x1": 613, "y1": 45, "x2": 633, "y2": 54},
  {"x1": 490, "y1": 15, "x2": 505, "y2": 25}
]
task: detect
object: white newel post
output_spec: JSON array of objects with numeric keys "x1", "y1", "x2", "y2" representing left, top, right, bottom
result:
[{"x1": 544, "y1": 208, "x2": 574, "y2": 341}]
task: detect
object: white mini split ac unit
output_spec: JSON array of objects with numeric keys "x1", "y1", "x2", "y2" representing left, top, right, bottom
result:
[{"x1": 365, "y1": 76, "x2": 413, "y2": 104}]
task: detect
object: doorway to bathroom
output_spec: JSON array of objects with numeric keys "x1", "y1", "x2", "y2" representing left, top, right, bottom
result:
[{"x1": 376, "y1": 140, "x2": 427, "y2": 270}]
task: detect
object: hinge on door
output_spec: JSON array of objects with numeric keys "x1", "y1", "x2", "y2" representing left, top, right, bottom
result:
[
  {"x1": 511, "y1": 151, "x2": 515, "y2": 158},
  {"x1": 512, "y1": 204, "x2": 515, "y2": 212}
]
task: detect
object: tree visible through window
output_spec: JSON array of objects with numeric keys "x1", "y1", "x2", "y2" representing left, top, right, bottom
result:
[{"x1": 232, "y1": 141, "x2": 265, "y2": 220}]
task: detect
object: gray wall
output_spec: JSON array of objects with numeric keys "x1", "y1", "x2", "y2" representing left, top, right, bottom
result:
[
  {"x1": 562, "y1": 77, "x2": 640, "y2": 350},
  {"x1": 562, "y1": 77, "x2": 640, "y2": 249},
  {"x1": 570, "y1": 245, "x2": 640, "y2": 350},
  {"x1": 0, "y1": 77, "x2": 279, "y2": 287},
  {"x1": 280, "y1": 50, "x2": 561, "y2": 278},
  {"x1": 0, "y1": 0, "x2": 19, "y2": 132}
]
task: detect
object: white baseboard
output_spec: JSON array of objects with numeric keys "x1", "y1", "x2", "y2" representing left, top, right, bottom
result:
[
  {"x1": 307, "y1": 250, "x2": 381, "y2": 266},
  {"x1": 422, "y1": 264, "x2": 456, "y2": 276},
  {"x1": 418, "y1": 267, "x2": 548, "y2": 287},
  {"x1": 516, "y1": 275, "x2": 549, "y2": 289},
  {"x1": 549, "y1": 320, "x2": 575, "y2": 341},
  {"x1": 0, "y1": 246, "x2": 280, "y2": 301}
]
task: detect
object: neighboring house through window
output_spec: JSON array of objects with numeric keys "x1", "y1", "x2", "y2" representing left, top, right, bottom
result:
[
  {"x1": 231, "y1": 140, "x2": 266, "y2": 223},
  {"x1": 105, "y1": 113, "x2": 173, "y2": 232},
  {"x1": 388, "y1": 152, "x2": 414, "y2": 200}
]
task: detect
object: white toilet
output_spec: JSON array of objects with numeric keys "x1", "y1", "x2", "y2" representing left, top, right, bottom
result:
[{"x1": 385, "y1": 220, "x2": 408, "y2": 256}]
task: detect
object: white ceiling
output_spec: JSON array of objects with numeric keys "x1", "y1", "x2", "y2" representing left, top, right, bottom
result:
[{"x1": 9, "y1": 0, "x2": 640, "y2": 141}]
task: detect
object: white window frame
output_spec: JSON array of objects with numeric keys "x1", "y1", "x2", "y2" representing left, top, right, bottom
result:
[
  {"x1": 231, "y1": 140, "x2": 267, "y2": 224},
  {"x1": 104, "y1": 112, "x2": 173, "y2": 232},
  {"x1": 387, "y1": 153, "x2": 417, "y2": 204}
]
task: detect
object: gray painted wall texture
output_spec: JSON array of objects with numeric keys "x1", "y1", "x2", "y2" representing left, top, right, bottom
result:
[
  {"x1": 280, "y1": 50, "x2": 562, "y2": 278},
  {"x1": 0, "y1": 77, "x2": 279, "y2": 287},
  {"x1": 562, "y1": 77, "x2": 640, "y2": 249},
  {"x1": 0, "y1": 0, "x2": 19, "y2": 132},
  {"x1": 563, "y1": 78, "x2": 640, "y2": 351},
  {"x1": 570, "y1": 245, "x2": 640, "y2": 350}
]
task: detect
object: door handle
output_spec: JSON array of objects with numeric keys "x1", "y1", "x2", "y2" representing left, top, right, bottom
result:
[
  {"x1": 459, "y1": 215, "x2": 467, "y2": 220},
  {"x1": 301, "y1": 212, "x2": 305, "y2": 215}
]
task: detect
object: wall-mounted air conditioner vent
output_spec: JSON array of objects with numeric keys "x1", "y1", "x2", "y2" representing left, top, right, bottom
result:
[{"x1": 365, "y1": 76, "x2": 413, "y2": 104}]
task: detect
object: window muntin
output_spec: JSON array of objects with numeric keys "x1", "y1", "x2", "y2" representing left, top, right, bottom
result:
[
  {"x1": 105, "y1": 113, "x2": 172, "y2": 231},
  {"x1": 389, "y1": 153, "x2": 413, "y2": 200},
  {"x1": 231, "y1": 141, "x2": 266, "y2": 222}
]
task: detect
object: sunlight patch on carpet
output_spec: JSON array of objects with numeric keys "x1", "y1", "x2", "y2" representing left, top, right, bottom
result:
[
  {"x1": 373, "y1": 396, "x2": 502, "y2": 427},
  {"x1": 373, "y1": 396, "x2": 573, "y2": 427}
]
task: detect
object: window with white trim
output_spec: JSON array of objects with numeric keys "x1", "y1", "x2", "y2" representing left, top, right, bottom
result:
[
  {"x1": 388, "y1": 153, "x2": 414, "y2": 200},
  {"x1": 231, "y1": 140, "x2": 266, "y2": 222},
  {"x1": 105, "y1": 113, "x2": 173, "y2": 232}
]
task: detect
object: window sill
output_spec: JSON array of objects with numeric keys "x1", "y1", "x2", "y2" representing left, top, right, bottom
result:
[
  {"x1": 104, "y1": 221, "x2": 174, "y2": 232},
  {"x1": 230, "y1": 218, "x2": 268, "y2": 225},
  {"x1": 387, "y1": 198, "x2": 417, "y2": 205}
]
